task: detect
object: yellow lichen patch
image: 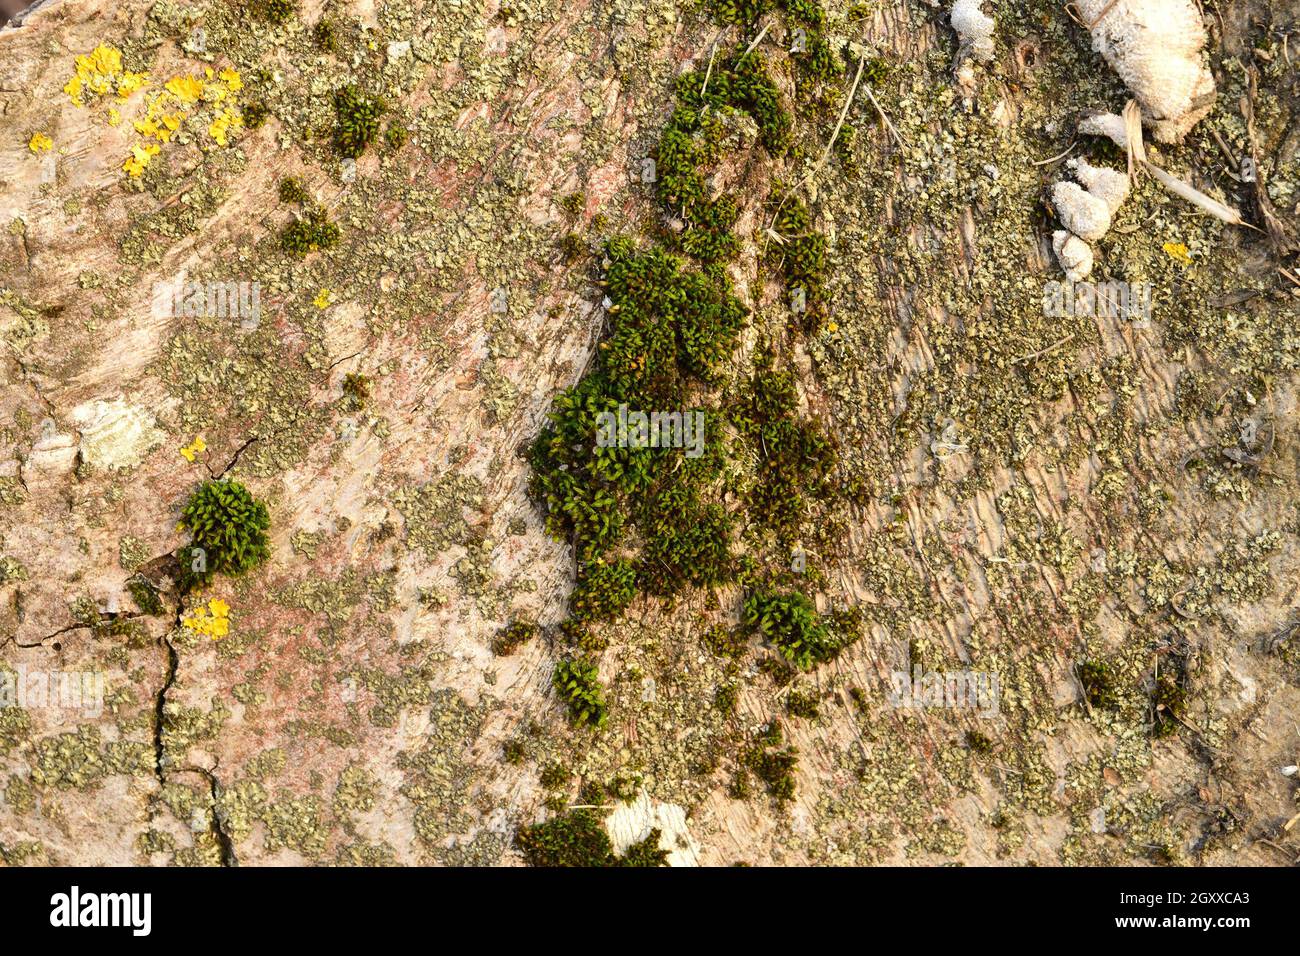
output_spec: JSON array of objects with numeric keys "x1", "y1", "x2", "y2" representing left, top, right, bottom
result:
[
  {"x1": 1162, "y1": 242, "x2": 1192, "y2": 266},
  {"x1": 208, "y1": 106, "x2": 242, "y2": 147},
  {"x1": 63, "y1": 44, "x2": 125, "y2": 106},
  {"x1": 179, "y1": 435, "x2": 207, "y2": 462},
  {"x1": 313, "y1": 288, "x2": 335, "y2": 309},
  {"x1": 122, "y1": 143, "x2": 160, "y2": 178},
  {"x1": 64, "y1": 45, "x2": 246, "y2": 179},
  {"x1": 28, "y1": 132, "x2": 53, "y2": 154},
  {"x1": 183, "y1": 598, "x2": 230, "y2": 639},
  {"x1": 164, "y1": 74, "x2": 205, "y2": 106},
  {"x1": 116, "y1": 71, "x2": 149, "y2": 100},
  {"x1": 134, "y1": 91, "x2": 188, "y2": 145}
]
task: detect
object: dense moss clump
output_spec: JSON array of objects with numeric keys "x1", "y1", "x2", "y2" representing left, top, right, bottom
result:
[
  {"x1": 492, "y1": 618, "x2": 537, "y2": 656},
  {"x1": 516, "y1": 808, "x2": 611, "y2": 866},
  {"x1": 705, "y1": 0, "x2": 835, "y2": 94},
  {"x1": 570, "y1": 559, "x2": 637, "y2": 622},
  {"x1": 278, "y1": 176, "x2": 310, "y2": 205},
  {"x1": 553, "y1": 658, "x2": 608, "y2": 729},
  {"x1": 1077, "y1": 659, "x2": 1120, "y2": 712},
  {"x1": 779, "y1": 0, "x2": 824, "y2": 26},
  {"x1": 639, "y1": 483, "x2": 732, "y2": 594},
  {"x1": 743, "y1": 589, "x2": 836, "y2": 669},
  {"x1": 515, "y1": 809, "x2": 669, "y2": 867},
  {"x1": 177, "y1": 479, "x2": 271, "y2": 590},
  {"x1": 250, "y1": 0, "x2": 295, "y2": 25},
  {"x1": 280, "y1": 208, "x2": 341, "y2": 256},
  {"x1": 791, "y1": 31, "x2": 842, "y2": 95},
  {"x1": 528, "y1": 239, "x2": 745, "y2": 608},
  {"x1": 708, "y1": 0, "x2": 773, "y2": 26},
  {"x1": 655, "y1": 48, "x2": 791, "y2": 257},
  {"x1": 241, "y1": 101, "x2": 269, "y2": 129},
  {"x1": 332, "y1": 85, "x2": 384, "y2": 159},
  {"x1": 770, "y1": 197, "x2": 830, "y2": 330},
  {"x1": 732, "y1": 351, "x2": 836, "y2": 532},
  {"x1": 682, "y1": 197, "x2": 742, "y2": 264},
  {"x1": 526, "y1": 0, "x2": 847, "y2": 730},
  {"x1": 619, "y1": 829, "x2": 672, "y2": 866}
]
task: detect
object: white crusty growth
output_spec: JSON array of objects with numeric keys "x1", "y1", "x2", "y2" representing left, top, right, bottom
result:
[
  {"x1": 1049, "y1": 157, "x2": 1132, "y2": 278},
  {"x1": 1052, "y1": 231, "x2": 1095, "y2": 283},
  {"x1": 951, "y1": 0, "x2": 995, "y2": 62},
  {"x1": 1078, "y1": 111, "x2": 1129, "y2": 150},
  {"x1": 1075, "y1": 0, "x2": 1216, "y2": 142},
  {"x1": 1079, "y1": 105, "x2": 1248, "y2": 227},
  {"x1": 1051, "y1": 181, "x2": 1112, "y2": 243},
  {"x1": 1069, "y1": 158, "x2": 1130, "y2": 214}
]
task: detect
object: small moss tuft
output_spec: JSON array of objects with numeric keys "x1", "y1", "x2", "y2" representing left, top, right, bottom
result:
[
  {"x1": 127, "y1": 575, "x2": 164, "y2": 616},
  {"x1": 785, "y1": 688, "x2": 820, "y2": 719},
  {"x1": 618, "y1": 829, "x2": 671, "y2": 866},
  {"x1": 383, "y1": 121, "x2": 409, "y2": 151},
  {"x1": 341, "y1": 372, "x2": 370, "y2": 409},
  {"x1": 241, "y1": 102, "x2": 270, "y2": 129},
  {"x1": 177, "y1": 479, "x2": 271, "y2": 591},
  {"x1": 492, "y1": 618, "x2": 537, "y2": 656},
  {"x1": 332, "y1": 85, "x2": 384, "y2": 159},
  {"x1": 312, "y1": 18, "x2": 337, "y2": 52},
  {"x1": 743, "y1": 720, "x2": 798, "y2": 802},
  {"x1": 278, "y1": 176, "x2": 310, "y2": 205},
  {"x1": 251, "y1": 0, "x2": 296, "y2": 25},
  {"x1": 1077, "y1": 659, "x2": 1121, "y2": 712},
  {"x1": 743, "y1": 589, "x2": 836, "y2": 669},
  {"x1": 280, "y1": 208, "x2": 341, "y2": 256},
  {"x1": 502, "y1": 739, "x2": 526, "y2": 765},
  {"x1": 1151, "y1": 658, "x2": 1188, "y2": 738},
  {"x1": 553, "y1": 658, "x2": 608, "y2": 729},
  {"x1": 539, "y1": 761, "x2": 570, "y2": 790}
]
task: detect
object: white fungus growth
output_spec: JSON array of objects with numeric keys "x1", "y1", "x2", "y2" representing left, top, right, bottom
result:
[
  {"x1": 1077, "y1": 106, "x2": 1247, "y2": 226},
  {"x1": 1077, "y1": 111, "x2": 1129, "y2": 150},
  {"x1": 1053, "y1": 230, "x2": 1095, "y2": 282},
  {"x1": 950, "y1": 0, "x2": 995, "y2": 62},
  {"x1": 1048, "y1": 157, "x2": 1132, "y2": 278},
  {"x1": 1069, "y1": 158, "x2": 1130, "y2": 214},
  {"x1": 1075, "y1": 0, "x2": 1216, "y2": 142},
  {"x1": 1051, "y1": 181, "x2": 1112, "y2": 243}
]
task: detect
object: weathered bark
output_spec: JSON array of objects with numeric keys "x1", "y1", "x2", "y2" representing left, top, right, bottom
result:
[{"x1": 0, "y1": 0, "x2": 1297, "y2": 867}]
